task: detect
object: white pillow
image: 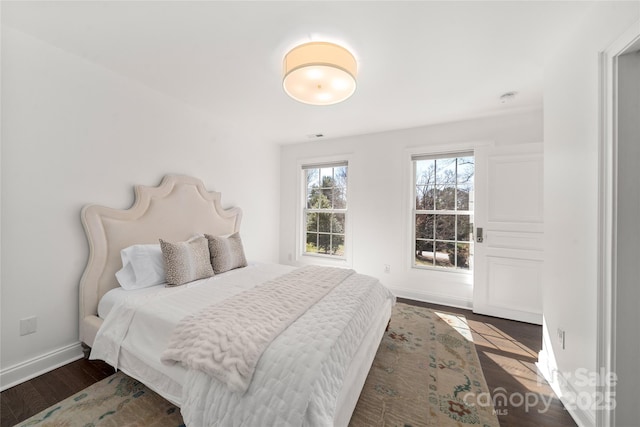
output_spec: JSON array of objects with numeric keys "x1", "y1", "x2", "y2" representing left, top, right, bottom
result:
[{"x1": 115, "y1": 244, "x2": 166, "y2": 290}]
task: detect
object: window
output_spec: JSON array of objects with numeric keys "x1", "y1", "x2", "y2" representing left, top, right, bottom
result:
[
  {"x1": 413, "y1": 153, "x2": 474, "y2": 270},
  {"x1": 303, "y1": 162, "x2": 347, "y2": 257}
]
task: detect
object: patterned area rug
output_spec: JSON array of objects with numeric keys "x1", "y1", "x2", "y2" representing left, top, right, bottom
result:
[
  {"x1": 16, "y1": 303, "x2": 498, "y2": 427},
  {"x1": 350, "y1": 303, "x2": 499, "y2": 426},
  {"x1": 15, "y1": 372, "x2": 183, "y2": 427}
]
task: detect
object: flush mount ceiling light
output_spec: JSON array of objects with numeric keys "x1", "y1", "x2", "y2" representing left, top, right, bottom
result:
[{"x1": 283, "y1": 41, "x2": 357, "y2": 106}]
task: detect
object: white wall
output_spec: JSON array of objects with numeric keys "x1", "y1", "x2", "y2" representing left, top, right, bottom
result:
[
  {"x1": 279, "y1": 110, "x2": 542, "y2": 307},
  {"x1": 541, "y1": 3, "x2": 639, "y2": 426},
  {"x1": 0, "y1": 27, "x2": 281, "y2": 386}
]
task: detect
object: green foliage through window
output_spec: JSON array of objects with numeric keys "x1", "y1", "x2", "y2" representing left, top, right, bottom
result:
[{"x1": 304, "y1": 164, "x2": 347, "y2": 257}]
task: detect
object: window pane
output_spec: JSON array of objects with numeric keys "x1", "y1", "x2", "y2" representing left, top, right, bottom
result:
[
  {"x1": 318, "y1": 234, "x2": 331, "y2": 254},
  {"x1": 435, "y1": 214, "x2": 455, "y2": 240},
  {"x1": 456, "y1": 215, "x2": 471, "y2": 241},
  {"x1": 334, "y1": 166, "x2": 348, "y2": 188},
  {"x1": 416, "y1": 160, "x2": 435, "y2": 186},
  {"x1": 457, "y1": 157, "x2": 474, "y2": 184},
  {"x1": 306, "y1": 233, "x2": 318, "y2": 253},
  {"x1": 308, "y1": 187, "x2": 329, "y2": 209},
  {"x1": 434, "y1": 241, "x2": 454, "y2": 267},
  {"x1": 318, "y1": 213, "x2": 331, "y2": 232},
  {"x1": 324, "y1": 189, "x2": 334, "y2": 208},
  {"x1": 416, "y1": 186, "x2": 434, "y2": 210},
  {"x1": 415, "y1": 240, "x2": 434, "y2": 266},
  {"x1": 306, "y1": 169, "x2": 320, "y2": 208},
  {"x1": 306, "y1": 192, "x2": 315, "y2": 209},
  {"x1": 321, "y1": 168, "x2": 333, "y2": 188},
  {"x1": 333, "y1": 187, "x2": 347, "y2": 209},
  {"x1": 415, "y1": 214, "x2": 434, "y2": 239},
  {"x1": 325, "y1": 190, "x2": 335, "y2": 208},
  {"x1": 332, "y1": 213, "x2": 345, "y2": 233},
  {"x1": 456, "y1": 183, "x2": 472, "y2": 210},
  {"x1": 455, "y1": 243, "x2": 471, "y2": 270},
  {"x1": 415, "y1": 186, "x2": 423, "y2": 209},
  {"x1": 306, "y1": 169, "x2": 319, "y2": 188},
  {"x1": 435, "y1": 185, "x2": 456, "y2": 210},
  {"x1": 332, "y1": 235, "x2": 345, "y2": 256},
  {"x1": 435, "y1": 158, "x2": 456, "y2": 186},
  {"x1": 306, "y1": 213, "x2": 318, "y2": 232}
]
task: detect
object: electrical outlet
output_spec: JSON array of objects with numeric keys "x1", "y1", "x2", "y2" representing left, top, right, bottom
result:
[
  {"x1": 384, "y1": 264, "x2": 391, "y2": 273},
  {"x1": 20, "y1": 316, "x2": 37, "y2": 336}
]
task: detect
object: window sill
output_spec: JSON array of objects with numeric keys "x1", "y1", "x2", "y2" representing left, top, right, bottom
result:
[
  {"x1": 298, "y1": 253, "x2": 351, "y2": 268},
  {"x1": 412, "y1": 264, "x2": 472, "y2": 275}
]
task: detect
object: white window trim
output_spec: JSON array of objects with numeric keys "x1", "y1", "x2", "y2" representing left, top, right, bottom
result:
[
  {"x1": 295, "y1": 154, "x2": 353, "y2": 268},
  {"x1": 403, "y1": 141, "x2": 494, "y2": 274}
]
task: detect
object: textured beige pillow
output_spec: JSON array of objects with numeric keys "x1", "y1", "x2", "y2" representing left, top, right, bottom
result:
[
  {"x1": 205, "y1": 232, "x2": 248, "y2": 274},
  {"x1": 159, "y1": 236, "x2": 214, "y2": 286}
]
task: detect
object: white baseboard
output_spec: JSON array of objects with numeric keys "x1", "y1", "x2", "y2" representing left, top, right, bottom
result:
[
  {"x1": 0, "y1": 342, "x2": 84, "y2": 391},
  {"x1": 388, "y1": 285, "x2": 472, "y2": 310},
  {"x1": 536, "y1": 349, "x2": 596, "y2": 427}
]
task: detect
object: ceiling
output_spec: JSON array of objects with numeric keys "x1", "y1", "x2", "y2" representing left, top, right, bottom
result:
[{"x1": 2, "y1": 1, "x2": 595, "y2": 144}]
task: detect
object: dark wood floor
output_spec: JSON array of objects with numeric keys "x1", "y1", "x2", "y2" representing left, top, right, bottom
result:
[
  {"x1": 0, "y1": 299, "x2": 576, "y2": 427},
  {"x1": 1, "y1": 356, "x2": 115, "y2": 426},
  {"x1": 404, "y1": 299, "x2": 576, "y2": 427}
]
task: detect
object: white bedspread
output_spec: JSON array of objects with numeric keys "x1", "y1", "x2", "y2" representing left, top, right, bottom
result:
[
  {"x1": 181, "y1": 268, "x2": 393, "y2": 427},
  {"x1": 161, "y1": 266, "x2": 354, "y2": 393},
  {"x1": 91, "y1": 263, "x2": 296, "y2": 393},
  {"x1": 90, "y1": 263, "x2": 395, "y2": 426}
]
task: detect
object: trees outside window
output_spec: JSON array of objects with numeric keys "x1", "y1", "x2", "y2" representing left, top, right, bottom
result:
[
  {"x1": 303, "y1": 163, "x2": 347, "y2": 257},
  {"x1": 413, "y1": 154, "x2": 474, "y2": 270}
]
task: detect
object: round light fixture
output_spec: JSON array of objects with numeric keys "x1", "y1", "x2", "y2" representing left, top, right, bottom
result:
[{"x1": 283, "y1": 42, "x2": 357, "y2": 106}]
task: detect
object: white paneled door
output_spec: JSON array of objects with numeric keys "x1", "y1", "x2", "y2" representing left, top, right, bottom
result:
[{"x1": 473, "y1": 143, "x2": 544, "y2": 324}]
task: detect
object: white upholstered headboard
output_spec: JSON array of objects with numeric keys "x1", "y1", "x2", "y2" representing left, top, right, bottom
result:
[{"x1": 79, "y1": 175, "x2": 242, "y2": 347}]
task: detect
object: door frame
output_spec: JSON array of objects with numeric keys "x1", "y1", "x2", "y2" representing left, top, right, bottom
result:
[{"x1": 597, "y1": 20, "x2": 640, "y2": 427}]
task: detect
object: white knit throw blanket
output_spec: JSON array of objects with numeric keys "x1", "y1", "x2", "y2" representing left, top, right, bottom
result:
[{"x1": 160, "y1": 265, "x2": 354, "y2": 393}]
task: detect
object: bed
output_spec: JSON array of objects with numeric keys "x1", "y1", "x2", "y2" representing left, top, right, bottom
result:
[{"x1": 79, "y1": 174, "x2": 395, "y2": 426}]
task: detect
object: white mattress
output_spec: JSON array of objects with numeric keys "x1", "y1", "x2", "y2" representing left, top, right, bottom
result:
[{"x1": 91, "y1": 263, "x2": 394, "y2": 425}]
